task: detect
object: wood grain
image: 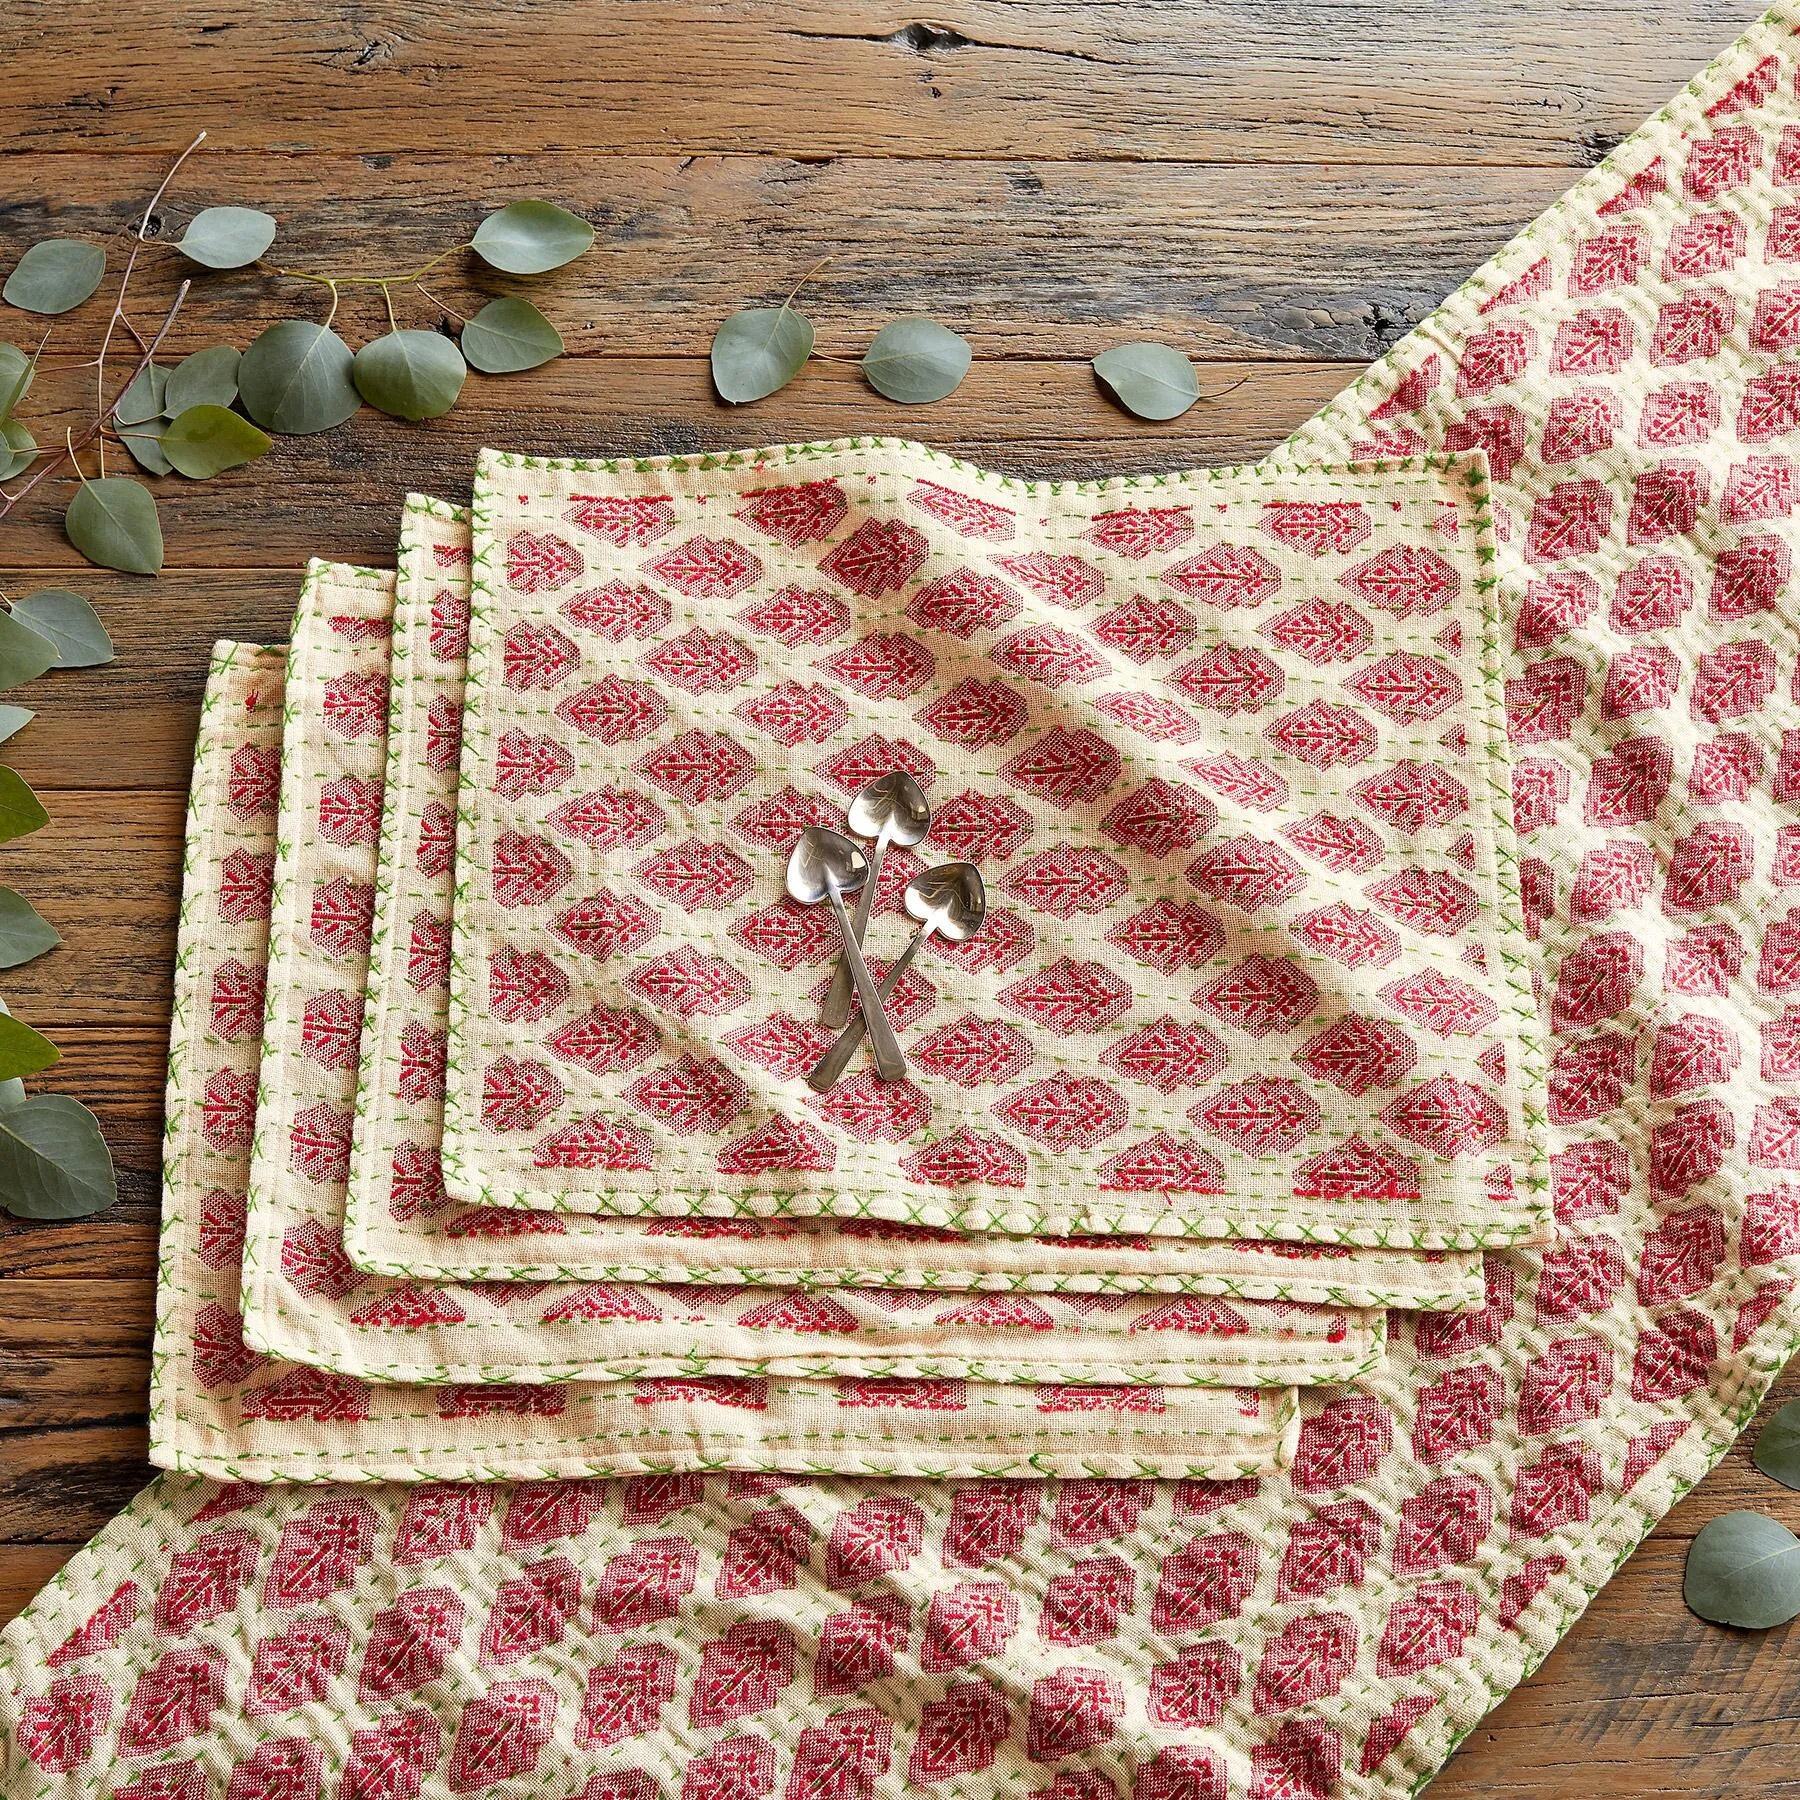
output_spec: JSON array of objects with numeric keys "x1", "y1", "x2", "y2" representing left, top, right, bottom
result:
[
  {"x1": 1, "y1": 1, "x2": 1793, "y2": 1788},
  {"x1": 0, "y1": 155, "x2": 1579, "y2": 363},
  {"x1": 0, "y1": 2, "x2": 1769, "y2": 165}
]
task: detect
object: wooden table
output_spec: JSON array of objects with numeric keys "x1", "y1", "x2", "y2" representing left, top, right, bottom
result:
[{"x1": 1, "y1": 3, "x2": 1796, "y2": 1791}]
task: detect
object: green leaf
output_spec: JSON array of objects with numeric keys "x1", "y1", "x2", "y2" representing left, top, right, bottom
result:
[
  {"x1": 352, "y1": 330, "x2": 467, "y2": 421},
  {"x1": 862, "y1": 317, "x2": 972, "y2": 405},
  {"x1": 1753, "y1": 1398, "x2": 1800, "y2": 1490},
  {"x1": 0, "y1": 707, "x2": 34, "y2": 748},
  {"x1": 0, "y1": 1012, "x2": 58, "y2": 1082},
  {"x1": 0, "y1": 610, "x2": 61, "y2": 691},
  {"x1": 164, "y1": 344, "x2": 241, "y2": 413},
  {"x1": 119, "y1": 416, "x2": 173, "y2": 478},
  {"x1": 65, "y1": 476, "x2": 164, "y2": 575},
  {"x1": 1685, "y1": 1510, "x2": 1800, "y2": 1628},
  {"x1": 162, "y1": 404, "x2": 273, "y2": 478},
  {"x1": 0, "y1": 1094, "x2": 116, "y2": 1219},
  {"x1": 711, "y1": 306, "x2": 814, "y2": 405},
  {"x1": 11, "y1": 590, "x2": 113, "y2": 667},
  {"x1": 3, "y1": 240, "x2": 105, "y2": 315},
  {"x1": 176, "y1": 206, "x2": 277, "y2": 271},
  {"x1": 0, "y1": 418, "x2": 34, "y2": 483},
  {"x1": 238, "y1": 320, "x2": 360, "y2": 435},
  {"x1": 462, "y1": 297, "x2": 564, "y2": 374},
  {"x1": 470, "y1": 200, "x2": 594, "y2": 274},
  {"x1": 1092, "y1": 341, "x2": 1201, "y2": 422},
  {"x1": 0, "y1": 888, "x2": 59, "y2": 971},
  {"x1": 0, "y1": 341, "x2": 33, "y2": 419},
  {"x1": 0, "y1": 768, "x2": 48, "y2": 843},
  {"x1": 114, "y1": 361, "x2": 168, "y2": 428}
]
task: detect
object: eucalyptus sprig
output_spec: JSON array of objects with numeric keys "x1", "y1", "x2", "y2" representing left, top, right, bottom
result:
[
  {"x1": 0, "y1": 140, "x2": 595, "y2": 572},
  {"x1": 0, "y1": 590, "x2": 116, "y2": 1218}
]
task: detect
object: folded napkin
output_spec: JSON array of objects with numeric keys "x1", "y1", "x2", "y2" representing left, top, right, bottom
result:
[
  {"x1": 238, "y1": 558, "x2": 1379, "y2": 1391},
  {"x1": 346, "y1": 494, "x2": 1485, "y2": 1314},
  {"x1": 157, "y1": 637, "x2": 1299, "y2": 1480},
  {"x1": 450, "y1": 446, "x2": 1546, "y2": 1250}
]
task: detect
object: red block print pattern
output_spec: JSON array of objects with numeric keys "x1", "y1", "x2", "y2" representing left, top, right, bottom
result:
[
  {"x1": 92, "y1": 28, "x2": 1800, "y2": 1800},
  {"x1": 204, "y1": 540, "x2": 1375, "y2": 1396},
  {"x1": 154, "y1": 620, "x2": 1307, "y2": 1478},
  {"x1": 451, "y1": 449, "x2": 1539, "y2": 1249}
]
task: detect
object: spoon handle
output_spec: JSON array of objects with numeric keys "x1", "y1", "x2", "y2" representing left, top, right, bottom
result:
[
  {"x1": 822, "y1": 879, "x2": 907, "y2": 1082},
  {"x1": 820, "y1": 823, "x2": 889, "y2": 1031},
  {"x1": 807, "y1": 925, "x2": 931, "y2": 1092}
]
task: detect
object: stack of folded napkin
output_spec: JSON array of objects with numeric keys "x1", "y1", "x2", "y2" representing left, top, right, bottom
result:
[
  {"x1": 153, "y1": 442, "x2": 1549, "y2": 1483},
  {"x1": 13, "y1": 11, "x2": 1800, "y2": 1795}
]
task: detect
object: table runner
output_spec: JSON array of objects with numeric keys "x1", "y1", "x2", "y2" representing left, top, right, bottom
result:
[
  {"x1": 450, "y1": 448, "x2": 1547, "y2": 1249},
  {"x1": 158, "y1": 637, "x2": 1297, "y2": 1481},
  {"x1": 243, "y1": 558, "x2": 1378, "y2": 1391},
  {"x1": 347, "y1": 494, "x2": 1484, "y2": 1314},
  {"x1": 21, "y1": 10, "x2": 1800, "y2": 1798}
]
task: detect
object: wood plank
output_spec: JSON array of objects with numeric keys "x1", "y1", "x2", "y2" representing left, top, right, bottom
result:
[
  {"x1": 0, "y1": 154, "x2": 1579, "y2": 363},
  {"x1": 0, "y1": 1546, "x2": 100, "y2": 1628},
  {"x1": 3, "y1": 356, "x2": 1357, "y2": 574},
  {"x1": 1, "y1": 797, "x2": 183, "y2": 1030},
  {"x1": 0, "y1": 1, "x2": 1768, "y2": 166}
]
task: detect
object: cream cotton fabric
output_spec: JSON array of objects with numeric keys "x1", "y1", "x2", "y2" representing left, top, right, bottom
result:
[
  {"x1": 345, "y1": 495, "x2": 1485, "y2": 1314},
  {"x1": 448, "y1": 447, "x2": 1546, "y2": 1248},
  {"x1": 157, "y1": 634, "x2": 1298, "y2": 1482},
  {"x1": 38, "y1": 12, "x2": 1800, "y2": 1798},
  {"x1": 239, "y1": 560, "x2": 1381, "y2": 1391}
]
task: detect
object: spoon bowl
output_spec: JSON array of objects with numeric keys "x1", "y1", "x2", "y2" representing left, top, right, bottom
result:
[
  {"x1": 786, "y1": 826, "x2": 868, "y2": 905},
  {"x1": 807, "y1": 861, "x2": 988, "y2": 1092},
  {"x1": 902, "y1": 860, "x2": 986, "y2": 943},
  {"x1": 846, "y1": 771, "x2": 932, "y2": 847}
]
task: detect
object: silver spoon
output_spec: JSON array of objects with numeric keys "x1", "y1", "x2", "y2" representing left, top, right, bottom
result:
[
  {"x1": 820, "y1": 771, "x2": 932, "y2": 1032},
  {"x1": 807, "y1": 861, "x2": 986, "y2": 1093},
  {"x1": 785, "y1": 826, "x2": 906, "y2": 1082}
]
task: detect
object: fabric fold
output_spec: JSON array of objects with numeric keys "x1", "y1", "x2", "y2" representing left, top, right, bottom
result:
[{"x1": 345, "y1": 494, "x2": 1485, "y2": 1313}]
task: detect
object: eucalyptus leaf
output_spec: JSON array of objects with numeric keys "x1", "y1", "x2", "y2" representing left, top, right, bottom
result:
[
  {"x1": 862, "y1": 317, "x2": 972, "y2": 405},
  {"x1": 0, "y1": 1012, "x2": 58, "y2": 1082},
  {"x1": 1092, "y1": 341, "x2": 1202, "y2": 422},
  {"x1": 0, "y1": 999, "x2": 22, "y2": 1111},
  {"x1": 0, "y1": 768, "x2": 48, "y2": 843},
  {"x1": 470, "y1": 200, "x2": 594, "y2": 275},
  {"x1": 162, "y1": 404, "x2": 273, "y2": 478},
  {"x1": 0, "y1": 1093, "x2": 117, "y2": 1219},
  {"x1": 711, "y1": 306, "x2": 814, "y2": 405},
  {"x1": 0, "y1": 341, "x2": 33, "y2": 419},
  {"x1": 0, "y1": 707, "x2": 34, "y2": 748},
  {"x1": 65, "y1": 476, "x2": 164, "y2": 574},
  {"x1": 120, "y1": 416, "x2": 173, "y2": 478},
  {"x1": 176, "y1": 206, "x2": 277, "y2": 271},
  {"x1": 11, "y1": 590, "x2": 113, "y2": 667},
  {"x1": 164, "y1": 343, "x2": 241, "y2": 414},
  {"x1": 0, "y1": 610, "x2": 61, "y2": 691},
  {"x1": 0, "y1": 886, "x2": 59, "y2": 970},
  {"x1": 3, "y1": 240, "x2": 105, "y2": 315},
  {"x1": 238, "y1": 320, "x2": 360, "y2": 435},
  {"x1": 1753, "y1": 1398, "x2": 1800, "y2": 1490},
  {"x1": 352, "y1": 330, "x2": 467, "y2": 421},
  {"x1": 114, "y1": 361, "x2": 168, "y2": 428},
  {"x1": 1684, "y1": 1510, "x2": 1800, "y2": 1628},
  {"x1": 0, "y1": 419, "x2": 34, "y2": 482},
  {"x1": 462, "y1": 297, "x2": 563, "y2": 374}
]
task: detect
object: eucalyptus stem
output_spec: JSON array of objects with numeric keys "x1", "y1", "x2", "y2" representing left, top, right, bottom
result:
[
  {"x1": 95, "y1": 132, "x2": 207, "y2": 417},
  {"x1": 261, "y1": 242, "x2": 467, "y2": 290},
  {"x1": 0, "y1": 281, "x2": 190, "y2": 519}
]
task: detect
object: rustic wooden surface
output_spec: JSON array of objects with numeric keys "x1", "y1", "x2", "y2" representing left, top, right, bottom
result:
[{"x1": 1, "y1": 2, "x2": 1796, "y2": 1791}]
